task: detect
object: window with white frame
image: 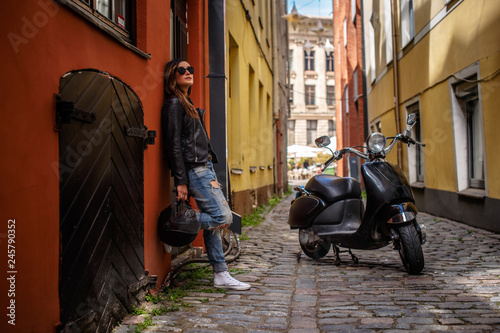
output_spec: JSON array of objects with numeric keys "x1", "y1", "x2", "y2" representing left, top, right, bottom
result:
[
  {"x1": 53, "y1": 0, "x2": 151, "y2": 59},
  {"x1": 67, "y1": 0, "x2": 134, "y2": 41},
  {"x1": 400, "y1": 0, "x2": 415, "y2": 48},
  {"x1": 406, "y1": 102, "x2": 424, "y2": 184},
  {"x1": 305, "y1": 85, "x2": 316, "y2": 105},
  {"x1": 307, "y1": 120, "x2": 317, "y2": 145},
  {"x1": 289, "y1": 49, "x2": 294, "y2": 71},
  {"x1": 290, "y1": 84, "x2": 294, "y2": 104},
  {"x1": 328, "y1": 119, "x2": 335, "y2": 138},
  {"x1": 327, "y1": 85, "x2": 335, "y2": 106},
  {"x1": 304, "y1": 50, "x2": 315, "y2": 71},
  {"x1": 450, "y1": 67, "x2": 486, "y2": 192},
  {"x1": 326, "y1": 51, "x2": 334, "y2": 72}
]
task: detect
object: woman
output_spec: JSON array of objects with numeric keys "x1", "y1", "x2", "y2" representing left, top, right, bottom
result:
[{"x1": 162, "y1": 59, "x2": 250, "y2": 291}]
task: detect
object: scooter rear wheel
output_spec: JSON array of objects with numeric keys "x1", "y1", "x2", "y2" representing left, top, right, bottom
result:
[
  {"x1": 299, "y1": 228, "x2": 331, "y2": 260},
  {"x1": 395, "y1": 223, "x2": 424, "y2": 274}
]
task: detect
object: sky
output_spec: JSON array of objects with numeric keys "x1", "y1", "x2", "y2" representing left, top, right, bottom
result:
[{"x1": 288, "y1": 0, "x2": 333, "y2": 17}]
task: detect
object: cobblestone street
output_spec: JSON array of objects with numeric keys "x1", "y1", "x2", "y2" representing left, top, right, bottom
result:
[{"x1": 117, "y1": 181, "x2": 500, "y2": 332}]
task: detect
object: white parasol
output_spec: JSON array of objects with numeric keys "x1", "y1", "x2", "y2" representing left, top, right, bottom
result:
[{"x1": 287, "y1": 144, "x2": 324, "y2": 158}]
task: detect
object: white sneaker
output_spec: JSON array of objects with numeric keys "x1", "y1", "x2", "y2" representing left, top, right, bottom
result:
[{"x1": 214, "y1": 271, "x2": 251, "y2": 290}]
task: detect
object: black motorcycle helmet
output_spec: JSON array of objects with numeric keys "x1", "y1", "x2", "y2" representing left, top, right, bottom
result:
[{"x1": 157, "y1": 201, "x2": 200, "y2": 247}]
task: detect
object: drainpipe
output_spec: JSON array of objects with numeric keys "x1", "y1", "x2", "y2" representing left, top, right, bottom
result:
[
  {"x1": 360, "y1": 0, "x2": 369, "y2": 140},
  {"x1": 391, "y1": 0, "x2": 402, "y2": 167},
  {"x1": 208, "y1": 0, "x2": 228, "y2": 194}
]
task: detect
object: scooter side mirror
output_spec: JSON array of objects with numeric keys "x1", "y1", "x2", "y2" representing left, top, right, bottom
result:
[
  {"x1": 315, "y1": 136, "x2": 331, "y2": 148},
  {"x1": 407, "y1": 114, "x2": 417, "y2": 126}
]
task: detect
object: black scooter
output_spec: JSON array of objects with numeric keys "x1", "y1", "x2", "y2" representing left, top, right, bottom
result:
[{"x1": 288, "y1": 115, "x2": 427, "y2": 274}]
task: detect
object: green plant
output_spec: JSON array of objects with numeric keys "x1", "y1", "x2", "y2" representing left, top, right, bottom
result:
[
  {"x1": 267, "y1": 194, "x2": 282, "y2": 209},
  {"x1": 162, "y1": 264, "x2": 225, "y2": 300},
  {"x1": 134, "y1": 317, "x2": 152, "y2": 333},
  {"x1": 164, "y1": 288, "x2": 189, "y2": 303},
  {"x1": 186, "y1": 265, "x2": 213, "y2": 280},
  {"x1": 151, "y1": 305, "x2": 180, "y2": 316},
  {"x1": 131, "y1": 306, "x2": 148, "y2": 315},
  {"x1": 241, "y1": 194, "x2": 285, "y2": 228},
  {"x1": 125, "y1": 264, "x2": 229, "y2": 332},
  {"x1": 151, "y1": 308, "x2": 162, "y2": 316},
  {"x1": 145, "y1": 293, "x2": 163, "y2": 304},
  {"x1": 242, "y1": 206, "x2": 266, "y2": 227}
]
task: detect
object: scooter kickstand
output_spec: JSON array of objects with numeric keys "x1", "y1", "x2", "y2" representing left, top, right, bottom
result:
[
  {"x1": 333, "y1": 245, "x2": 341, "y2": 266},
  {"x1": 348, "y1": 249, "x2": 359, "y2": 264}
]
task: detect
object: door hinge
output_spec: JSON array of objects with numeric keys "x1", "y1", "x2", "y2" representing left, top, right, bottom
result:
[
  {"x1": 55, "y1": 94, "x2": 96, "y2": 129},
  {"x1": 124, "y1": 124, "x2": 156, "y2": 150}
]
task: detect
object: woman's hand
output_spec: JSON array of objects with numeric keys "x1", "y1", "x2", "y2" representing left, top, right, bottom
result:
[{"x1": 176, "y1": 184, "x2": 188, "y2": 201}]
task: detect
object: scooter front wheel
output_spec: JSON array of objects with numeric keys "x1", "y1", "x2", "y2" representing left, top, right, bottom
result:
[
  {"x1": 299, "y1": 228, "x2": 331, "y2": 260},
  {"x1": 395, "y1": 223, "x2": 424, "y2": 274}
]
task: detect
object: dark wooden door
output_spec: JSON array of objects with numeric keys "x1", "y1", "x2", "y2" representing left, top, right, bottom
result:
[{"x1": 57, "y1": 70, "x2": 147, "y2": 332}]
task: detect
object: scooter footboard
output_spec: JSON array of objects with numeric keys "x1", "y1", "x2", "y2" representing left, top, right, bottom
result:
[
  {"x1": 311, "y1": 198, "x2": 363, "y2": 237},
  {"x1": 288, "y1": 195, "x2": 325, "y2": 229},
  {"x1": 314, "y1": 198, "x2": 364, "y2": 225}
]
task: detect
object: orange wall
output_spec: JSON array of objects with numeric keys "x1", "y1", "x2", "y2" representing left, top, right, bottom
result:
[{"x1": 0, "y1": 0, "x2": 209, "y2": 331}]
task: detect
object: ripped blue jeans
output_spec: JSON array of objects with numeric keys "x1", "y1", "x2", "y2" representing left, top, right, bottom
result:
[{"x1": 187, "y1": 161, "x2": 232, "y2": 273}]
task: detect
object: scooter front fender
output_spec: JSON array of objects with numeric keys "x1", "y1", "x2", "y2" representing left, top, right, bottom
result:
[
  {"x1": 382, "y1": 202, "x2": 427, "y2": 244},
  {"x1": 383, "y1": 202, "x2": 418, "y2": 225}
]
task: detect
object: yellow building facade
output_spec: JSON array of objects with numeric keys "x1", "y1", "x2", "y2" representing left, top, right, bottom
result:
[
  {"x1": 363, "y1": 0, "x2": 500, "y2": 231},
  {"x1": 226, "y1": 0, "x2": 287, "y2": 215}
]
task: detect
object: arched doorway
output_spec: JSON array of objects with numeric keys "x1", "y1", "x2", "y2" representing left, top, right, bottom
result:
[{"x1": 56, "y1": 69, "x2": 153, "y2": 332}]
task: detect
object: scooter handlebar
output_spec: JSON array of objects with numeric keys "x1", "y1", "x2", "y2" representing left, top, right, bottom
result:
[
  {"x1": 400, "y1": 134, "x2": 426, "y2": 147},
  {"x1": 324, "y1": 132, "x2": 426, "y2": 170},
  {"x1": 384, "y1": 134, "x2": 426, "y2": 155},
  {"x1": 322, "y1": 156, "x2": 335, "y2": 171},
  {"x1": 322, "y1": 149, "x2": 346, "y2": 171}
]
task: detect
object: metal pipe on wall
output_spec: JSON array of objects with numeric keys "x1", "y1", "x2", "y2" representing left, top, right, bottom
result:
[
  {"x1": 391, "y1": 0, "x2": 402, "y2": 167},
  {"x1": 208, "y1": 0, "x2": 228, "y2": 195}
]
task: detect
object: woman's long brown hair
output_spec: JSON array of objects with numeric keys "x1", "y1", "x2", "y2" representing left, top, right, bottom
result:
[{"x1": 164, "y1": 59, "x2": 199, "y2": 119}]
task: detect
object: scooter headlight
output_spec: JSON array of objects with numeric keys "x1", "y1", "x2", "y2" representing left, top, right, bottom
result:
[{"x1": 367, "y1": 132, "x2": 386, "y2": 154}]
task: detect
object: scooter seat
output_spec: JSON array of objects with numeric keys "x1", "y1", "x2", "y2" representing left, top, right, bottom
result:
[{"x1": 305, "y1": 174, "x2": 361, "y2": 202}]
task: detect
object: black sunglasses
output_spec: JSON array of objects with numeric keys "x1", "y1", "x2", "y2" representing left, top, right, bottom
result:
[{"x1": 176, "y1": 66, "x2": 194, "y2": 75}]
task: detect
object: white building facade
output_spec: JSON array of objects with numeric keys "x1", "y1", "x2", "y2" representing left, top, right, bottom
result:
[{"x1": 288, "y1": 16, "x2": 336, "y2": 147}]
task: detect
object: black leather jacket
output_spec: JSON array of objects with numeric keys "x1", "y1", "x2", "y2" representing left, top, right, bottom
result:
[{"x1": 161, "y1": 96, "x2": 218, "y2": 186}]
